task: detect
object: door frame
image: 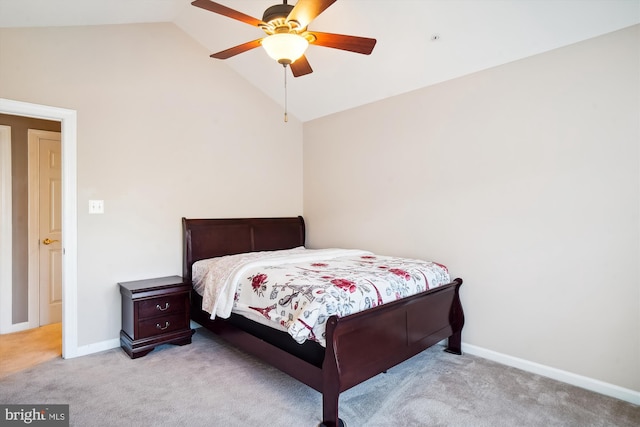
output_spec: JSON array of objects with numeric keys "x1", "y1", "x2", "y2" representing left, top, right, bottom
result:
[{"x1": 0, "y1": 98, "x2": 78, "y2": 359}]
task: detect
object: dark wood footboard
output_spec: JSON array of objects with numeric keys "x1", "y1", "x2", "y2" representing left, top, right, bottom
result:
[
  {"x1": 182, "y1": 217, "x2": 464, "y2": 427},
  {"x1": 321, "y1": 278, "x2": 463, "y2": 427}
]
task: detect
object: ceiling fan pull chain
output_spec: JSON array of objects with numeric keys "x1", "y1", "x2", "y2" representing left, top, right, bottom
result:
[{"x1": 284, "y1": 64, "x2": 288, "y2": 122}]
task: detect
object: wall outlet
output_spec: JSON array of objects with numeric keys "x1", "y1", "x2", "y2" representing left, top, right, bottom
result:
[{"x1": 89, "y1": 200, "x2": 104, "y2": 214}]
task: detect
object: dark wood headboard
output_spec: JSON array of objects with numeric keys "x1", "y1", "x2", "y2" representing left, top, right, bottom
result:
[{"x1": 182, "y1": 216, "x2": 306, "y2": 284}]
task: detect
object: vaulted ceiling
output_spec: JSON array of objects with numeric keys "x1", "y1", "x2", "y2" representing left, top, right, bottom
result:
[{"x1": 1, "y1": 0, "x2": 638, "y2": 121}]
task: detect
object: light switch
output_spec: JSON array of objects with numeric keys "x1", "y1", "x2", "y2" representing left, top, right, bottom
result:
[{"x1": 89, "y1": 200, "x2": 104, "y2": 214}]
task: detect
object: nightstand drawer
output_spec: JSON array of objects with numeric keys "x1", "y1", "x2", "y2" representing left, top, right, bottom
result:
[
  {"x1": 138, "y1": 293, "x2": 187, "y2": 319},
  {"x1": 137, "y1": 313, "x2": 189, "y2": 339}
]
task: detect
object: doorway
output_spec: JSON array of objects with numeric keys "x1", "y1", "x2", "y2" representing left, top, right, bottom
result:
[{"x1": 0, "y1": 98, "x2": 78, "y2": 359}]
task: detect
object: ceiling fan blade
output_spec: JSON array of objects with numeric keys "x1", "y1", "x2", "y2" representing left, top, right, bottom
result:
[
  {"x1": 191, "y1": 0, "x2": 265, "y2": 27},
  {"x1": 287, "y1": 0, "x2": 337, "y2": 29},
  {"x1": 290, "y1": 55, "x2": 313, "y2": 77},
  {"x1": 210, "y1": 39, "x2": 264, "y2": 59},
  {"x1": 310, "y1": 31, "x2": 377, "y2": 55}
]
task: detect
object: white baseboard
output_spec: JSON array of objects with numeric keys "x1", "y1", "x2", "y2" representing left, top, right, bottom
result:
[
  {"x1": 67, "y1": 323, "x2": 202, "y2": 359},
  {"x1": 67, "y1": 338, "x2": 120, "y2": 359},
  {"x1": 462, "y1": 343, "x2": 640, "y2": 406},
  {"x1": 0, "y1": 321, "x2": 31, "y2": 334}
]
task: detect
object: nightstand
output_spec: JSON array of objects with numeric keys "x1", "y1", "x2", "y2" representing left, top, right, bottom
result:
[{"x1": 119, "y1": 276, "x2": 194, "y2": 359}]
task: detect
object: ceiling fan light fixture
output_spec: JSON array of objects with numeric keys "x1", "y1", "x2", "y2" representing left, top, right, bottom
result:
[{"x1": 261, "y1": 33, "x2": 309, "y2": 65}]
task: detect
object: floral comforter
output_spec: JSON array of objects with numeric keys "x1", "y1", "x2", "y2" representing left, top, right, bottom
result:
[{"x1": 192, "y1": 247, "x2": 451, "y2": 346}]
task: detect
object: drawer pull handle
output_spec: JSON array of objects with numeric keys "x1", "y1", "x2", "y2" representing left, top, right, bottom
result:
[
  {"x1": 156, "y1": 302, "x2": 170, "y2": 311},
  {"x1": 156, "y1": 321, "x2": 170, "y2": 330}
]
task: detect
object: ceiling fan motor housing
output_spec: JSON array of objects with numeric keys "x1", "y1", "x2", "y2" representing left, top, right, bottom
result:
[
  {"x1": 262, "y1": 4, "x2": 294, "y2": 25},
  {"x1": 262, "y1": 4, "x2": 293, "y2": 23}
]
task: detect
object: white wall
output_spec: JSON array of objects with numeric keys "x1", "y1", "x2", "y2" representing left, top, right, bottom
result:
[
  {"x1": 303, "y1": 25, "x2": 639, "y2": 393},
  {"x1": 0, "y1": 23, "x2": 303, "y2": 346}
]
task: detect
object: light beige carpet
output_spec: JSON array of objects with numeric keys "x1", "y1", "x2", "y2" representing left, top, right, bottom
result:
[
  {"x1": 0, "y1": 327, "x2": 638, "y2": 426},
  {"x1": 0, "y1": 322, "x2": 62, "y2": 379}
]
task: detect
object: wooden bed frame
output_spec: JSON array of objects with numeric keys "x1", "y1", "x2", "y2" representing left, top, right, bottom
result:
[{"x1": 182, "y1": 216, "x2": 464, "y2": 427}]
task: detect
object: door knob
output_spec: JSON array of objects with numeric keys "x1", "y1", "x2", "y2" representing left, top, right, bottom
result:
[{"x1": 42, "y1": 238, "x2": 59, "y2": 245}]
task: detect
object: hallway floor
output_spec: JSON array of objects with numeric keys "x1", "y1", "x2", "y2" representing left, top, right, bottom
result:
[{"x1": 0, "y1": 322, "x2": 62, "y2": 378}]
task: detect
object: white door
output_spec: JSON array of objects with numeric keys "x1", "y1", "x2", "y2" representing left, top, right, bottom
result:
[{"x1": 29, "y1": 130, "x2": 62, "y2": 326}]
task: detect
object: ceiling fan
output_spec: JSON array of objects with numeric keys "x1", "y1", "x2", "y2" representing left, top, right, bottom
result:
[{"x1": 191, "y1": 0, "x2": 377, "y2": 77}]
